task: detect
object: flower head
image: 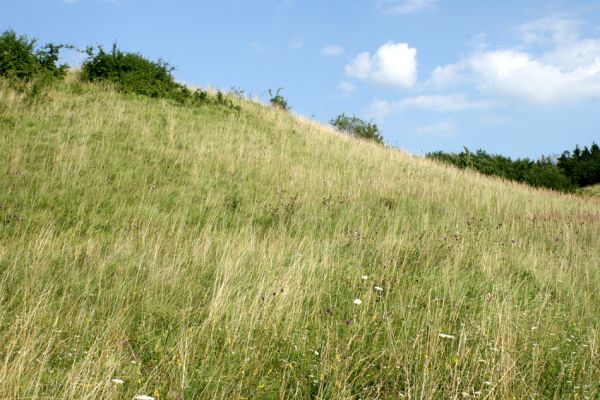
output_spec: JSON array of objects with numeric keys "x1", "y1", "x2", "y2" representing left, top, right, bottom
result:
[{"x1": 353, "y1": 299, "x2": 362, "y2": 305}]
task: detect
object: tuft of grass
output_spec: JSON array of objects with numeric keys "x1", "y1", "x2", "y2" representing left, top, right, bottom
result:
[{"x1": 0, "y1": 76, "x2": 598, "y2": 399}]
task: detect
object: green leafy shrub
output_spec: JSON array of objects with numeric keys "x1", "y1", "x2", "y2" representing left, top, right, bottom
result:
[
  {"x1": 0, "y1": 30, "x2": 68, "y2": 81},
  {"x1": 268, "y1": 88, "x2": 289, "y2": 111},
  {"x1": 81, "y1": 44, "x2": 182, "y2": 98},
  {"x1": 81, "y1": 44, "x2": 239, "y2": 111},
  {"x1": 330, "y1": 113, "x2": 384, "y2": 144}
]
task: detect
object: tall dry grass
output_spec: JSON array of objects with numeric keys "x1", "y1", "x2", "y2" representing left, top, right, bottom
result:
[{"x1": 0, "y1": 77, "x2": 598, "y2": 399}]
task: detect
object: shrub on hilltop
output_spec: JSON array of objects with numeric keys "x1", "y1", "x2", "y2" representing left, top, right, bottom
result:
[
  {"x1": 82, "y1": 44, "x2": 189, "y2": 99},
  {"x1": 330, "y1": 113, "x2": 384, "y2": 144},
  {"x1": 81, "y1": 44, "x2": 239, "y2": 111},
  {"x1": 268, "y1": 88, "x2": 290, "y2": 111},
  {"x1": 0, "y1": 30, "x2": 68, "y2": 81}
]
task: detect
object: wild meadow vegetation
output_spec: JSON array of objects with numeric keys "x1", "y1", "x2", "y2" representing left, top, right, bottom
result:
[{"x1": 1, "y1": 30, "x2": 600, "y2": 399}]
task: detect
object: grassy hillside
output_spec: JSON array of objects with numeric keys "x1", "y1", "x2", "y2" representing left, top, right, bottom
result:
[{"x1": 0, "y1": 76, "x2": 599, "y2": 400}]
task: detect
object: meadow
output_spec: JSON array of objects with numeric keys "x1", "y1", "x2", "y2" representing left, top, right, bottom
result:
[{"x1": 0, "y1": 76, "x2": 598, "y2": 399}]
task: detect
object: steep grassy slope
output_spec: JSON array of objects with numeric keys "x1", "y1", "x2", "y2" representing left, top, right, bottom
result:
[{"x1": 0, "y1": 77, "x2": 599, "y2": 399}]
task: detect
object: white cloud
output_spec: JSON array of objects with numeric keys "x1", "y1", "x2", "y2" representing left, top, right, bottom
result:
[
  {"x1": 321, "y1": 45, "x2": 344, "y2": 57},
  {"x1": 542, "y1": 38, "x2": 600, "y2": 70},
  {"x1": 378, "y1": 0, "x2": 437, "y2": 15},
  {"x1": 338, "y1": 81, "x2": 355, "y2": 96},
  {"x1": 398, "y1": 94, "x2": 494, "y2": 111},
  {"x1": 346, "y1": 42, "x2": 417, "y2": 88},
  {"x1": 469, "y1": 49, "x2": 600, "y2": 103},
  {"x1": 517, "y1": 16, "x2": 581, "y2": 46},
  {"x1": 415, "y1": 121, "x2": 456, "y2": 137},
  {"x1": 369, "y1": 94, "x2": 493, "y2": 119},
  {"x1": 428, "y1": 17, "x2": 600, "y2": 104},
  {"x1": 429, "y1": 63, "x2": 467, "y2": 87}
]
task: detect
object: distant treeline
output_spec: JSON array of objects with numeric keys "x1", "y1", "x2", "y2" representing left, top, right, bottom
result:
[{"x1": 428, "y1": 144, "x2": 600, "y2": 192}]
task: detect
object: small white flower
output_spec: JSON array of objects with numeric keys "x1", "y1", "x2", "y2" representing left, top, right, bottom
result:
[
  {"x1": 438, "y1": 333, "x2": 456, "y2": 340},
  {"x1": 374, "y1": 286, "x2": 384, "y2": 292},
  {"x1": 353, "y1": 299, "x2": 362, "y2": 305},
  {"x1": 111, "y1": 378, "x2": 124, "y2": 385},
  {"x1": 361, "y1": 275, "x2": 368, "y2": 280},
  {"x1": 314, "y1": 351, "x2": 319, "y2": 356},
  {"x1": 133, "y1": 396, "x2": 155, "y2": 400}
]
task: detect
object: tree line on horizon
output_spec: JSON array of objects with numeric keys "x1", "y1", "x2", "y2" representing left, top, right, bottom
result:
[{"x1": 427, "y1": 144, "x2": 600, "y2": 193}]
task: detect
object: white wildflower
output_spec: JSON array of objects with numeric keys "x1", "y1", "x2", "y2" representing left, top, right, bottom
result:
[
  {"x1": 353, "y1": 299, "x2": 362, "y2": 305},
  {"x1": 314, "y1": 351, "x2": 320, "y2": 356},
  {"x1": 133, "y1": 396, "x2": 155, "y2": 400},
  {"x1": 374, "y1": 286, "x2": 384, "y2": 292},
  {"x1": 111, "y1": 378, "x2": 124, "y2": 385},
  {"x1": 361, "y1": 275, "x2": 368, "y2": 280},
  {"x1": 438, "y1": 333, "x2": 456, "y2": 340}
]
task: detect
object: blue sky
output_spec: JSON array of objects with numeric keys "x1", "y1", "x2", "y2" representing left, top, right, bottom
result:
[{"x1": 2, "y1": 0, "x2": 600, "y2": 158}]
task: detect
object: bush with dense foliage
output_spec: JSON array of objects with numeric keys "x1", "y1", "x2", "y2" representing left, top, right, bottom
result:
[
  {"x1": 82, "y1": 44, "x2": 192, "y2": 100},
  {"x1": 81, "y1": 44, "x2": 239, "y2": 110},
  {"x1": 330, "y1": 113, "x2": 384, "y2": 144},
  {"x1": 0, "y1": 30, "x2": 68, "y2": 80},
  {"x1": 428, "y1": 148, "x2": 575, "y2": 192}
]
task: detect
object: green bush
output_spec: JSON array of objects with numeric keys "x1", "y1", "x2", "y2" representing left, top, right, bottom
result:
[
  {"x1": 330, "y1": 113, "x2": 384, "y2": 144},
  {"x1": 81, "y1": 44, "x2": 239, "y2": 111},
  {"x1": 0, "y1": 30, "x2": 68, "y2": 81},
  {"x1": 268, "y1": 88, "x2": 290, "y2": 111},
  {"x1": 81, "y1": 44, "x2": 182, "y2": 98}
]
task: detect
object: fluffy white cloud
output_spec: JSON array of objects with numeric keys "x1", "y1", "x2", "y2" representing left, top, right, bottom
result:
[
  {"x1": 346, "y1": 42, "x2": 417, "y2": 88},
  {"x1": 428, "y1": 17, "x2": 600, "y2": 104},
  {"x1": 377, "y1": 0, "x2": 437, "y2": 15},
  {"x1": 470, "y1": 49, "x2": 600, "y2": 103},
  {"x1": 369, "y1": 94, "x2": 493, "y2": 119},
  {"x1": 321, "y1": 45, "x2": 344, "y2": 57}
]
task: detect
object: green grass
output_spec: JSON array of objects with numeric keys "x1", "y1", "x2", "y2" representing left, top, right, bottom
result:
[
  {"x1": 0, "y1": 76, "x2": 599, "y2": 399},
  {"x1": 578, "y1": 184, "x2": 600, "y2": 198}
]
